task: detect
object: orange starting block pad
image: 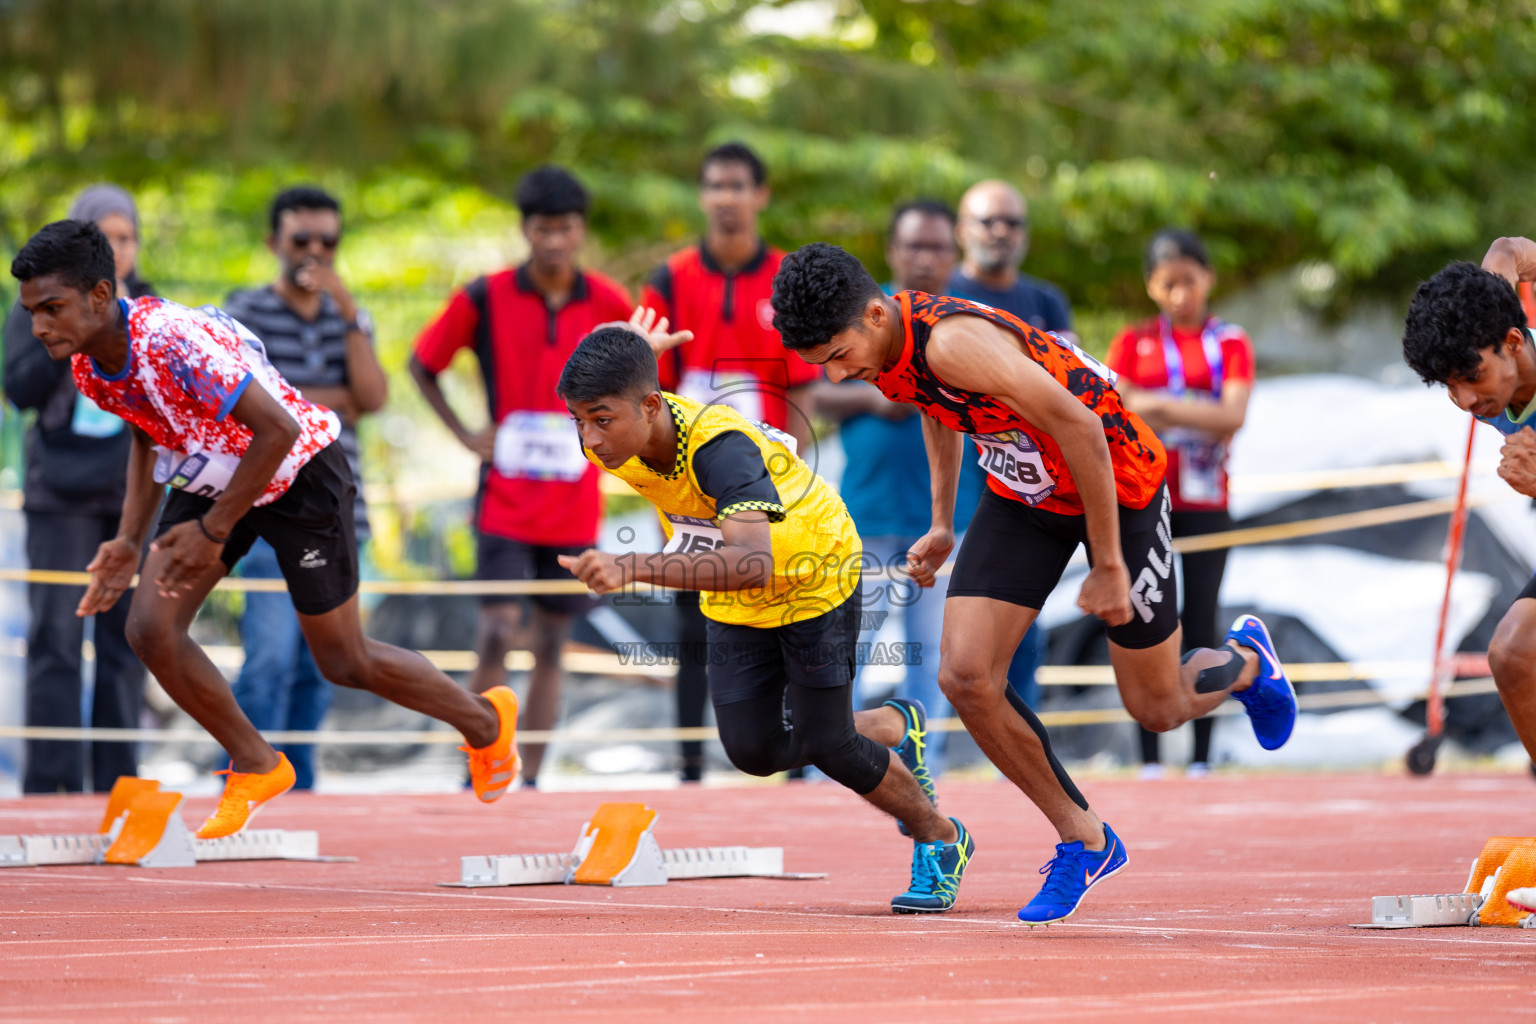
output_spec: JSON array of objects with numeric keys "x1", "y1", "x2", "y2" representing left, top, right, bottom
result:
[
  {"x1": 440, "y1": 801, "x2": 824, "y2": 888},
  {"x1": 1354, "y1": 835, "x2": 1536, "y2": 929},
  {"x1": 0, "y1": 777, "x2": 344, "y2": 869}
]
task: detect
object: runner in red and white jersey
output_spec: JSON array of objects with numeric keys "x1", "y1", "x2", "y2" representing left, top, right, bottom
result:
[
  {"x1": 13, "y1": 220, "x2": 523, "y2": 839},
  {"x1": 771, "y1": 242, "x2": 1297, "y2": 926},
  {"x1": 73, "y1": 295, "x2": 340, "y2": 505}
]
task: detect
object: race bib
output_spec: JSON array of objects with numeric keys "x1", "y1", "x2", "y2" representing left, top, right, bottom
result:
[
  {"x1": 71, "y1": 394, "x2": 124, "y2": 438},
  {"x1": 678, "y1": 369, "x2": 764, "y2": 423},
  {"x1": 1162, "y1": 393, "x2": 1224, "y2": 505},
  {"x1": 153, "y1": 446, "x2": 240, "y2": 499},
  {"x1": 1174, "y1": 437, "x2": 1225, "y2": 505},
  {"x1": 970, "y1": 430, "x2": 1056, "y2": 505},
  {"x1": 662, "y1": 514, "x2": 727, "y2": 555},
  {"x1": 493, "y1": 411, "x2": 588, "y2": 482}
]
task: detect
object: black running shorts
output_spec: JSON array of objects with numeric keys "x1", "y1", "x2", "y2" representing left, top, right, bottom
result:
[
  {"x1": 705, "y1": 590, "x2": 863, "y2": 706},
  {"x1": 156, "y1": 442, "x2": 359, "y2": 616},
  {"x1": 949, "y1": 482, "x2": 1180, "y2": 650}
]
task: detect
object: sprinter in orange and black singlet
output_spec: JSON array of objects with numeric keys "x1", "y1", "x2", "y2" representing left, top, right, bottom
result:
[
  {"x1": 771, "y1": 242, "x2": 1299, "y2": 928},
  {"x1": 881, "y1": 290, "x2": 1165, "y2": 516}
]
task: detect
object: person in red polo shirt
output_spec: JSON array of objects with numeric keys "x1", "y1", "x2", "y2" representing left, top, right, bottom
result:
[
  {"x1": 410, "y1": 166, "x2": 632, "y2": 788},
  {"x1": 640, "y1": 141, "x2": 820, "y2": 782}
]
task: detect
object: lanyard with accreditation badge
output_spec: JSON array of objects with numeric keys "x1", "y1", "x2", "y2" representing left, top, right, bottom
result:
[{"x1": 1158, "y1": 315, "x2": 1228, "y2": 504}]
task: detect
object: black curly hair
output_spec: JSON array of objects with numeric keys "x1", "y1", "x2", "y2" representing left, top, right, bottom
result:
[
  {"x1": 11, "y1": 220, "x2": 116, "y2": 294},
  {"x1": 771, "y1": 243, "x2": 883, "y2": 351},
  {"x1": 1403, "y1": 261, "x2": 1528, "y2": 385},
  {"x1": 558, "y1": 325, "x2": 658, "y2": 404}
]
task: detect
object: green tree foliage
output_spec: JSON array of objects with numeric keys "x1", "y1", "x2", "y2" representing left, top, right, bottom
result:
[{"x1": 7, "y1": 0, "x2": 1534, "y2": 309}]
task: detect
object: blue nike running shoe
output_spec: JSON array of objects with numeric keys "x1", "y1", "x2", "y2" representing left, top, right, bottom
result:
[
  {"x1": 892, "y1": 817, "x2": 973, "y2": 914},
  {"x1": 884, "y1": 698, "x2": 937, "y2": 837},
  {"x1": 1225, "y1": 614, "x2": 1297, "y2": 751},
  {"x1": 1017, "y1": 822, "x2": 1129, "y2": 925}
]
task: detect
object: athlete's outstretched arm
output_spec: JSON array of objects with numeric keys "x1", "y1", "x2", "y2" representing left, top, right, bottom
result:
[
  {"x1": 558, "y1": 514, "x2": 775, "y2": 595},
  {"x1": 926, "y1": 317, "x2": 1133, "y2": 626},
  {"x1": 151, "y1": 382, "x2": 300, "y2": 599},
  {"x1": 906, "y1": 414, "x2": 963, "y2": 588},
  {"x1": 1483, "y1": 237, "x2": 1536, "y2": 287}
]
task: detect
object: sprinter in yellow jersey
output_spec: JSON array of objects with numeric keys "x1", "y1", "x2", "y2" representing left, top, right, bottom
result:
[{"x1": 556, "y1": 315, "x2": 975, "y2": 914}]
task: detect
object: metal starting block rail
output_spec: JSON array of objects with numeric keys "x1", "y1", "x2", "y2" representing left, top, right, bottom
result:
[
  {"x1": 440, "y1": 801, "x2": 824, "y2": 888},
  {"x1": 0, "y1": 776, "x2": 347, "y2": 869},
  {"x1": 1355, "y1": 835, "x2": 1536, "y2": 929}
]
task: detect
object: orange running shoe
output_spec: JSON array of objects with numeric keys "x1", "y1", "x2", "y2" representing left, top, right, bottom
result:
[
  {"x1": 195, "y1": 751, "x2": 296, "y2": 839},
  {"x1": 462, "y1": 685, "x2": 521, "y2": 803}
]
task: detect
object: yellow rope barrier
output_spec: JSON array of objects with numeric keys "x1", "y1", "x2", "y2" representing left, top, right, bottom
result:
[
  {"x1": 1171, "y1": 493, "x2": 1503, "y2": 554},
  {"x1": 0, "y1": 678, "x2": 1498, "y2": 745},
  {"x1": 0, "y1": 491, "x2": 1512, "y2": 593}
]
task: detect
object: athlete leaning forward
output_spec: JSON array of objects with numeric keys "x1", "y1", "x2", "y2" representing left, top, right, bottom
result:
[
  {"x1": 11, "y1": 220, "x2": 523, "y2": 837},
  {"x1": 769, "y1": 243, "x2": 1299, "y2": 925},
  {"x1": 556, "y1": 310, "x2": 975, "y2": 913}
]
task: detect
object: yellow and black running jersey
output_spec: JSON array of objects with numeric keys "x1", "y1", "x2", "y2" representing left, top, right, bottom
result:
[{"x1": 593, "y1": 393, "x2": 861, "y2": 628}]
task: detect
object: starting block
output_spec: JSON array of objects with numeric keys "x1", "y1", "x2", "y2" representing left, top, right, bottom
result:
[
  {"x1": 0, "y1": 776, "x2": 345, "y2": 869},
  {"x1": 1355, "y1": 836, "x2": 1536, "y2": 929},
  {"x1": 440, "y1": 801, "x2": 824, "y2": 888}
]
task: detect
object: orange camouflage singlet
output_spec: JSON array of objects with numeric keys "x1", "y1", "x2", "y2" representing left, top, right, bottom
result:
[{"x1": 875, "y1": 291, "x2": 1166, "y2": 516}]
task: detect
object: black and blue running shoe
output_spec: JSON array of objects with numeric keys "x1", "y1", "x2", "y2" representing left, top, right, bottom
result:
[
  {"x1": 891, "y1": 817, "x2": 974, "y2": 914},
  {"x1": 1017, "y1": 822, "x2": 1129, "y2": 926},
  {"x1": 1225, "y1": 614, "x2": 1297, "y2": 751},
  {"x1": 884, "y1": 697, "x2": 937, "y2": 837}
]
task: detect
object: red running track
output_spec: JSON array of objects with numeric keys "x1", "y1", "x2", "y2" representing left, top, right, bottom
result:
[{"x1": 2, "y1": 773, "x2": 1533, "y2": 1023}]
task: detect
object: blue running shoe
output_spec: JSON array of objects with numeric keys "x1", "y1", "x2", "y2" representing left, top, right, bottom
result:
[
  {"x1": 884, "y1": 698, "x2": 937, "y2": 837},
  {"x1": 1224, "y1": 614, "x2": 1297, "y2": 751},
  {"x1": 892, "y1": 817, "x2": 973, "y2": 914},
  {"x1": 1017, "y1": 823, "x2": 1129, "y2": 926}
]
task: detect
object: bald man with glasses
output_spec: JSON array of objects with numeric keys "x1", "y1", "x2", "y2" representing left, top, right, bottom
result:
[{"x1": 949, "y1": 180, "x2": 1074, "y2": 340}]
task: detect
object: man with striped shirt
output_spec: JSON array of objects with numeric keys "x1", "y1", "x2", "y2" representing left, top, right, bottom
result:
[{"x1": 221, "y1": 185, "x2": 388, "y2": 789}]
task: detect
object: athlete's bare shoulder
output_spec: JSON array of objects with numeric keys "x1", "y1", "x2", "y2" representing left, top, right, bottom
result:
[{"x1": 926, "y1": 310, "x2": 1027, "y2": 369}]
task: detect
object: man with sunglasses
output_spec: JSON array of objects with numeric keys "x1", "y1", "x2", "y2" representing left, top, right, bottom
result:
[
  {"x1": 221, "y1": 185, "x2": 388, "y2": 790},
  {"x1": 949, "y1": 180, "x2": 1073, "y2": 338}
]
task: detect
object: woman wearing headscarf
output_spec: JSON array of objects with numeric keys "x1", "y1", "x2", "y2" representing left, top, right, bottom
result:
[{"x1": 2, "y1": 184, "x2": 153, "y2": 793}]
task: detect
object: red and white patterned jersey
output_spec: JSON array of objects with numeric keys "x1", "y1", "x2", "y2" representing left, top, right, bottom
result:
[{"x1": 73, "y1": 297, "x2": 340, "y2": 506}]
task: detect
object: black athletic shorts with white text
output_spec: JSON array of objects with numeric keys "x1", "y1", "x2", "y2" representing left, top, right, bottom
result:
[{"x1": 949, "y1": 481, "x2": 1180, "y2": 650}]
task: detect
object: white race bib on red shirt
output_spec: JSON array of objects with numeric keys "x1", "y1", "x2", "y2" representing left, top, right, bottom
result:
[{"x1": 493, "y1": 411, "x2": 588, "y2": 482}]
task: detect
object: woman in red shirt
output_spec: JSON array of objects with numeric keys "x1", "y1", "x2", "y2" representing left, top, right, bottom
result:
[{"x1": 1105, "y1": 229, "x2": 1255, "y2": 777}]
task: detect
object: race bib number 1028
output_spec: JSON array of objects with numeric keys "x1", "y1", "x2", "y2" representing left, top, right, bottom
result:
[{"x1": 969, "y1": 430, "x2": 1057, "y2": 505}]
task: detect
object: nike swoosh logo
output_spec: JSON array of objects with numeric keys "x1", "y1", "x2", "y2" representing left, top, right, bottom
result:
[
  {"x1": 1240, "y1": 619, "x2": 1282, "y2": 680},
  {"x1": 1083, "y1": 838, "x2": 1118, "y2": 887}
]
